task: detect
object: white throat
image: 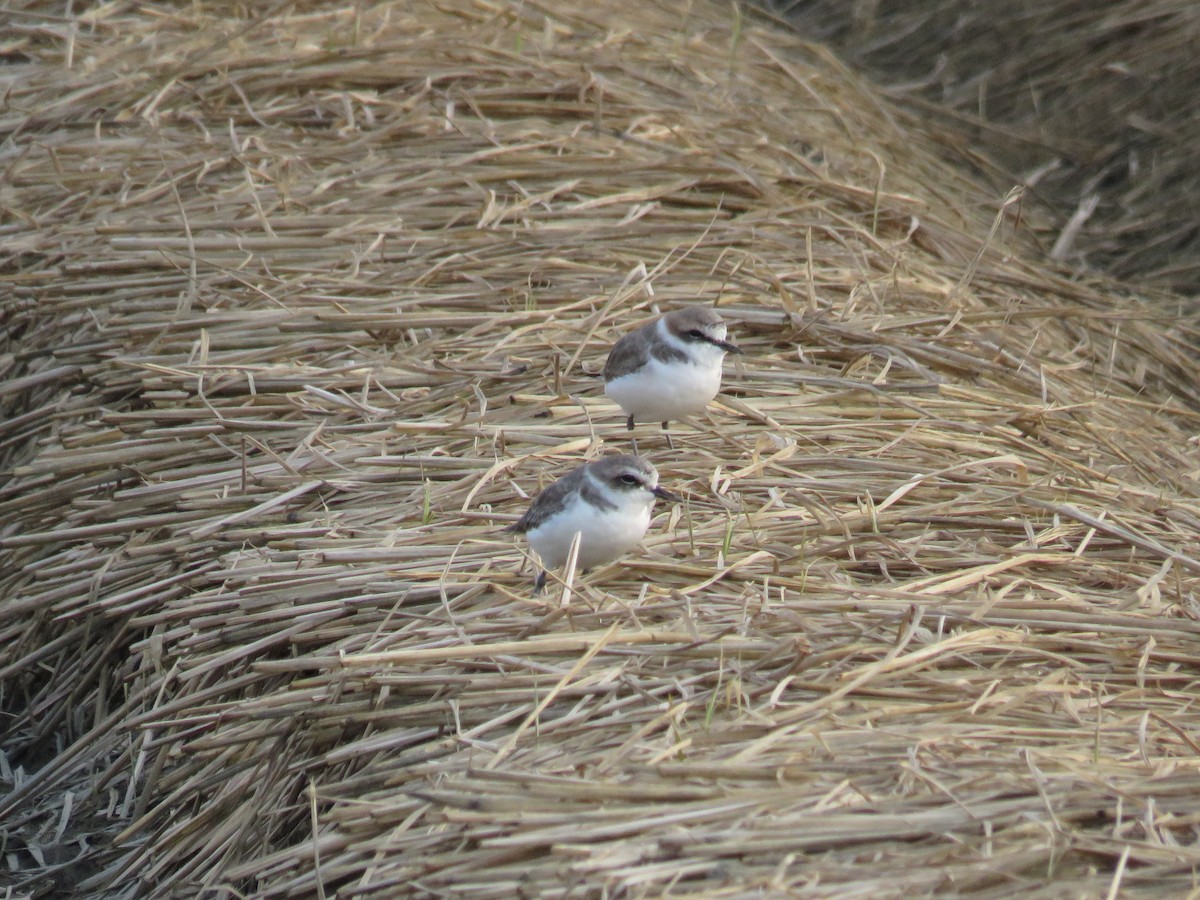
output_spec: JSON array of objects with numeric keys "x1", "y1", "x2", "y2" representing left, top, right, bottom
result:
[
  {"x1": 585, "y1": 470, "x2": 655, "y2": 516},
  {"x1": 657, "y1": 317, "x2": 728, "y2": 368}
]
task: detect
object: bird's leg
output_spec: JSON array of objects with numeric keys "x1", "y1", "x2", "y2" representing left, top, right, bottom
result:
[
  {"x1": 626, "y1": 415, "x2": 635, "y2": 431},
  {"x1": 533, "y1": 570, "x2": 546, "y2": 595},
  {"x1": 662, "y1": 421, "x2": 674, "y2": 451}
]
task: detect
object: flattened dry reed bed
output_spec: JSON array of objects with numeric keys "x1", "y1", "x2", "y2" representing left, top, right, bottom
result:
[
  {"x1": 762, "y1": 0, "x2": 1200, "y2": 292},
  {"x1": 2, "y1": 1, "x2": 1200, "y2": 897}
]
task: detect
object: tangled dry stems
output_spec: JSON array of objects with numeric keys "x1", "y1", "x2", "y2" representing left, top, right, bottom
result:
[
  {"x1": 761, "y1": 0, "x2": 1200, "y2": 292},
  {"x1": 2, "y1": 1, "x2": 1200, "y2": 897}
]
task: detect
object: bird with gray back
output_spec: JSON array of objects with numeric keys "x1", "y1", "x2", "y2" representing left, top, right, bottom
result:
[
  {"x1": 508, "y1": 454, "x2": 680, "y2": 593},
  {"x1": 603, "y1": 307, "x2": 742, "y2": 446}
]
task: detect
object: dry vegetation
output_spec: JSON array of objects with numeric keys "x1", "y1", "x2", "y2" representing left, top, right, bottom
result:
[
  {"x1": 3, "y1": 1, "x2": 1200, "y2": 897},
  {"x1": 761, "y1": 0, "x2": 1200, "y2": 292}
]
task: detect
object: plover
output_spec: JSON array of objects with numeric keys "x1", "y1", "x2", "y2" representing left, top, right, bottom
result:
[
  {"x1": 507, "y1": 454, "x2": 680, "y2": 593},
  {"x1": 603, "y1": 306, "x2": 742, "y2": 439}
]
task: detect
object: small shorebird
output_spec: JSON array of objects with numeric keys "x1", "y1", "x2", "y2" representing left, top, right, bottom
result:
[
  {"x1": 603, "y1": 306, "x2": 742, "y2": 442},
  {"x1": 507, "y1": 454, "x2": 680, "y2": 593}
]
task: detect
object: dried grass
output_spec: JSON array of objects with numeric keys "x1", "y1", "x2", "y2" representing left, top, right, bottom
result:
[
  {"x1": 762, "y1": 0, "x2": 1200, "y2": 292},
  {"x1": 2, "y1": 1, "x2": 1200, "y2": 897}
]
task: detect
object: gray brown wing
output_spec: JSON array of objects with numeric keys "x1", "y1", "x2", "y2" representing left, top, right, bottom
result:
[
  {"x1": 602, "y1": 325, "x2": 653, "y2": 382},
  {"x1": 507, "y1": 466, "x2": 586, "y2": 533}
]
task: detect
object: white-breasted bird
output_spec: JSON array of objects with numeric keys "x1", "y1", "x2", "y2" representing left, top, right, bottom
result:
[
  {"x1": 603, "y1": 306, "x2": 742, "y2": 435},
  {"x1": 507, "y1": 454, "x2": 679, "y2": 593}
]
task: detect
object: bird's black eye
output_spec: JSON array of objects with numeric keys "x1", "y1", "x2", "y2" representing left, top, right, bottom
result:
[
  {"x1": 619, "y1": 474, "x2": 640, "y2": 486},
  {"x1": 687, "y1": 329, "x2": 707, "y2": 341}
]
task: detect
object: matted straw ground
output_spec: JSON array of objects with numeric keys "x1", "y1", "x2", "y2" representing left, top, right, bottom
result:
[
  {"x1": 762, "y1": 0, "x2": 1200, "y2": 293},
  {"x1": 3, "y1": 1, "x2": 1200, "y2": 897}
]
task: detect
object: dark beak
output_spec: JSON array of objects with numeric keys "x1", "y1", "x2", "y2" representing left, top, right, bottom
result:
[
  {"x1": 716, "y1": 339, "x2": 743, "y2": 355},
  {"x1": 652, "y1": 485, "x2": 682, "y2": 503}
]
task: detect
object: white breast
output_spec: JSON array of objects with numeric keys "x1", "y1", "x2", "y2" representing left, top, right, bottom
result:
[
  {"x1": 605, "y1": 351, "x2": 724, "y2": 423},
  {"x1": 526, "y1": 491, "x2": 654, "y2": 571}
]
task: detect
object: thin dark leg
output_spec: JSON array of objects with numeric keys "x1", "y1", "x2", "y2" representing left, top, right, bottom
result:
[
  {"x1": 626, "y1": 415, "x2": 635, "y2": 431},
  {"x1": 662, "y1": 421, "x2": 674, "y2": 451},
  {"x1": 534, "y1": 570, "x2": 546, "y2": 595}
]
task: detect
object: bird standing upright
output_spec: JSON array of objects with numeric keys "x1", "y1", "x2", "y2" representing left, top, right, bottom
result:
[{"x1": 603, "y1": 307, "x2": 742, "y2": 443}]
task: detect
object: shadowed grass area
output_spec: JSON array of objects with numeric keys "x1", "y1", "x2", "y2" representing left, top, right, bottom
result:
[
  {"x1": 762, "y1": 0, "x2": 1200, "y2": 292},
  {"x1": 2, "y1": 1, "x2": 1200, "y2": 897}
]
